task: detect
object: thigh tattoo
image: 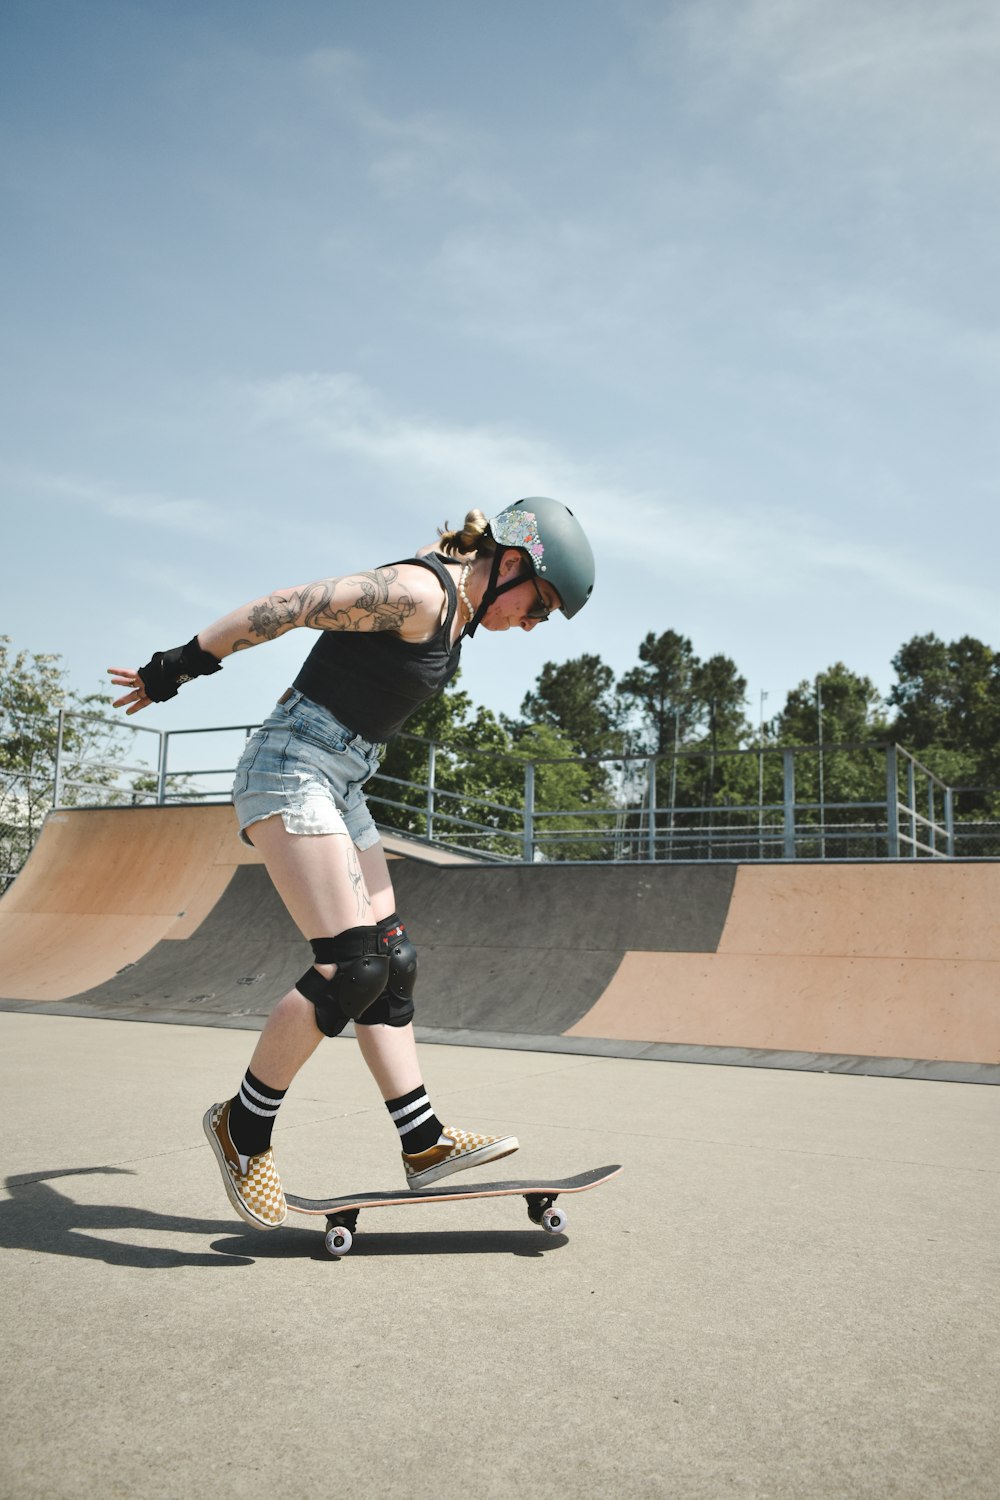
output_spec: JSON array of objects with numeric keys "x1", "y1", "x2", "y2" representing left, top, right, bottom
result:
[{"x1": 347, "y1": 846, "x2": 370, "y2": 919}]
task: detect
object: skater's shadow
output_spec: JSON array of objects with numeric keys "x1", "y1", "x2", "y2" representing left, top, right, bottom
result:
[
  {"x1": 2, "y1": 1167, "x2": 255, "y2": 1269},
  {"x1": 4, "y1": 1169, "x2": 570, "y2": 1268}
]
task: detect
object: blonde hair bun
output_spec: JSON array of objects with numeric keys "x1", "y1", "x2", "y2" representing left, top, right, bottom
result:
[{"x1": 437, "y1": 509, "x2": 494, "y2": 557}]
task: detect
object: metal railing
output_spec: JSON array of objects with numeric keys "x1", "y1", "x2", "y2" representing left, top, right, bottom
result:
[
  {"x1": 1, "y1": 712, "x2": 995, "y2": 886},
  {"x1": 366, "y1": 737, "x2": 962, "y2": 863}
]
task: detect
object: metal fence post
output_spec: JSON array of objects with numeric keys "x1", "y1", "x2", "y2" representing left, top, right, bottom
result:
[
  {"x1": 523, "y1": 761, "x2": 535, "y2": 863},
  {"x1": 944, "y1": 786, "x2": 955, "y2": 858},
  {"x1": 885, "y1": 745, "x2": 900, "y2": 858},
  {"x1": 647, "y1": 756, "x2": 657, "y2": 861},
  {"x1": 54, "y1": 710, "x2": 65, "y2": 807},
  {"x1": 426, "y1": 742, "x2": 436, "y2": 841},
  {"x1": 907, "y1": 758, "x2": 917, "y2": 858},
  {"x1": 156, "y1": 731, "x2": 170, "y2": 805},
  {"x1": 782, "y1": 749, "x2": 796, "y2": 859}
]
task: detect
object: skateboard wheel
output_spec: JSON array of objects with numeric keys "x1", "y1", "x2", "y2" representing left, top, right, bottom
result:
[
  {"x1": 324, "y1": 1225, "x2": 353, "y2": 1257},
  {"x1": 541, "y1": 1206, "x2": 567, "y2": 1234}
]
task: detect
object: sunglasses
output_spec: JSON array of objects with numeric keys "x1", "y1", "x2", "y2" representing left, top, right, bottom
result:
[{"x1": 525, "y1": 574, "x2": 554, "y2": 622}]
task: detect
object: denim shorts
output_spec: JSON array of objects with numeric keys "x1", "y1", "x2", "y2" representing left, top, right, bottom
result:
[{"x1": 232, "y1": 689, "x2": 382, "y2": 850}]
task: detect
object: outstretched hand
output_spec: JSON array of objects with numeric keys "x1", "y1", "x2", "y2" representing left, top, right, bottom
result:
[{"x1": 108, "y1": 667, "x2": 152, "y2": 716}]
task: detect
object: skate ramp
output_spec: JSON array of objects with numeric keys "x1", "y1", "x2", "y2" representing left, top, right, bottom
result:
[
  {"x1": 567, "y1": 863, "x2": 1000, "y2": 1078},
  {"x1": 1, "y1": 807, "x2": 997, "y2": 1081},
  {"x1": 393, "y1": 860, "x2": 735, "y2": 1034},
  {"x1": 0, "y1": 807, "x2": 735, "y2": 1036},
  {"x1": 0, "y1": 807, "x2": 472, "y2": 1006},
  {"x1": 0, "y1": 806, "x2": 263, "y2": 1002}
]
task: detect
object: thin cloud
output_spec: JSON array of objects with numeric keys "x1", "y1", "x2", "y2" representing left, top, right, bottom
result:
[
  {"x1": 131, "y1": 564, "x2": 231, "y2": 615},
  {"x1": 242, "y1": 371, "x2": 990, "y2": 625},
  {"x1": 8, "y1": 470, "x2": 230, "y2": 540},
  {"x1": 637, "y1": 0, "x2": 1000, "y2": 155},
  {"x1": 302, "y1": 45, "x2": 512, "y2": 207},
  {"x1": 5, "y1": 465, "x2": 358, "y2": 561},
  {"x1": 430, "y1": 220, "x2": 648, "y2": 360}
]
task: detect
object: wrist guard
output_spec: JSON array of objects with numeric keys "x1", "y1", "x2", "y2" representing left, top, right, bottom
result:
[{"x1": 137, "y1": 636, "x2": 222, "y2": 702}]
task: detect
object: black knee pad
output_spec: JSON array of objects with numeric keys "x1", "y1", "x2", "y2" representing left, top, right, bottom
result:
[
  {"x1": 356, "y1": 913, "x2": 418, "y2": 1029},
  {"x1": 296, "y1": 926, "x2": 390, "y2": 1037}
]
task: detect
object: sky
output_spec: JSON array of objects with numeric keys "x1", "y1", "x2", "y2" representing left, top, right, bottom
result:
[{"x1": 2, "y1": 0, "x2": 998, "y2": 763}]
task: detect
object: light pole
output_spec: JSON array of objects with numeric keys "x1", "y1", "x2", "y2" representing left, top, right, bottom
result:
[
  {"x1": 758, "y1": 690, "x2": 768, "y2": 858},
  {"x1": 816, "y1": 676, "x2": 825, "y2": 859},
  {"x1": 667, "y1": 706, "x2": 680, "y2": 858}
]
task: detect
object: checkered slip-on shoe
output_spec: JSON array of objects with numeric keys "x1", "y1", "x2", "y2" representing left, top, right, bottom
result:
[
  {"x1": 203, "y1": 1100, "x2": 287, "y2": 1230},
  {"x1": 403, "y1": 1126, "x2": 519, "y2": 1190}
]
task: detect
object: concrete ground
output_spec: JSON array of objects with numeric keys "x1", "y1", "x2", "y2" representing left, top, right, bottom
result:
[{"x1": 3, "y1": 1010, "x2": 998, "y2": 1500}]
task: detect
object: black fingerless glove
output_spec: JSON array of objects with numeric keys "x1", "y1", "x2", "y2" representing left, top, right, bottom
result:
[{"x1": 137, "y1": 636, "x2": 223, "y2": 702}]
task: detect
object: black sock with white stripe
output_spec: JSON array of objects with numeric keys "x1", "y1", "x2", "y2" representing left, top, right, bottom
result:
[
  {"x1": 227, "y1": 1069, "x2": 287, "y2": 1159},
  {"x1": 385, "y1": 1085, "x2": 444, "y2": 1156}
]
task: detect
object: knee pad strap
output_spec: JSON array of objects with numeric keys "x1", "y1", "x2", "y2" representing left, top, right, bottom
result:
[{"x1": 296, "y1": 927, "x2": 390, "y2": 1037}]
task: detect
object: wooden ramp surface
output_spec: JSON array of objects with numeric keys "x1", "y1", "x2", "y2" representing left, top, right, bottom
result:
[
  {"x1": 1, "y1": 808, "x2": 997, "y2": 1079},
  {"x1": 568, "y1": 864, "x2": 1000, "y2": 1067},
  {"x1": 0, "y1": 806, "x2": 263, "y2": 1001},
  {"x1": 0, "y1": 808, "x2": 477, "y2": 1006}
]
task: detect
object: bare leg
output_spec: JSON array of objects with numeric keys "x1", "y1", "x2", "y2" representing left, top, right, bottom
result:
[
  {"x1": 245, "y1": 817, "x2": 384, "y2": 1088},
  {"x1": 214, "y1": 818, "x2": 516, "y2": 1203},
  {"x1": 244, "y1": 820, "x2": 425, "y2": 1101},
  {"x1": 352, "y1": 841, "x2": 424, "y2": 1100},
  {"x1": 247, "y1": 991, "x2": 324, "y2": 1091},
  {"x1": 354, "y1": 1021, "x2": 423, "y2": 1099},
  {"x1": 206, "y1": 816, "x2": 461, "y2": 1226}
]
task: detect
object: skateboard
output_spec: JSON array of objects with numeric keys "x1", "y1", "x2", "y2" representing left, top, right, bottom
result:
[{"x1": 286, "y1": 1163, "x2": 622, "y2": 1257}]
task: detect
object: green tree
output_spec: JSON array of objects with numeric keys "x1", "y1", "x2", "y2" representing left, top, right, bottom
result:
[
  {"x1": 617, "y1": 632, "x2": 750, "y2": 754},
  {"x1": 507, "y1": 718, "x2": 609, "y2": 860},
  {"x1": 376, "y1": 670, "x2": 613, "y2": 859},
  {"x1": 889, "y1": 634, "x2": 954, "y2": 747},
  {"x1": 0, "y1": 638, "x2": 143, "y2": 887},
  {"x1": 684, "y1": 654, "x2": 752, "y2": 803},
  {"x1": 518, "y1": 654, "x2": 621, "y2": 757},
  {"x1": 607, "y1": 632, "x2": 752, "y2": 860},
  {"x1": 774, "y1": 663, "x2": 890, "y2": 746},
  {"x1": 889, "y1": 633, "x2": 1000, "y2": 788},
  {"x1": 617, "y1": 633, "x2": 751, "y2": 806},
  {"x1": 516, "y1": 653, "x2": 622, "y2": 800},
  {"x1": 617, "y1": 631, "x2": 697, "y2": 754},
  {"x1": 375, "y1": 676, "x2": 524, "y2": 854},
  {"x1": 768, "y1": 663, "x2": 893, "y2": 833}
]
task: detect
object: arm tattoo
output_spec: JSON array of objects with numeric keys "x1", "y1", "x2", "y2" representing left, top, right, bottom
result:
[
  {"x1": 349, "y1": 568, "x2": 417, "y2": 631},
  {"x1": 242, "y1": 568, "x2": 416, "y2": 642},
  {"x1": 248, "y1": 594, "x2": 306, "y2": 641}
]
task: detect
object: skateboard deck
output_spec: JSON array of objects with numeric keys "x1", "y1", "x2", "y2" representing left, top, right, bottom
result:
[{"x1": 286, "y1": 1163, "x2": 622, "y2": 1256}]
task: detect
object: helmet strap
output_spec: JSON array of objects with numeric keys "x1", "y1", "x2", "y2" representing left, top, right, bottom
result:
[{"x1": 461, "y1": 551, "x2": 530, "y2": 639}]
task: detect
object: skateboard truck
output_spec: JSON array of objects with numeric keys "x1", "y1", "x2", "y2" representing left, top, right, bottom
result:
[
  {"x1": 523, "y1": 1193, "x2": 567, "y2": 1234},
  {"x1": 325, "y1": 1211, "x2": 360, "y2": 1257},
  {"x1": 322, "y1": 1192, "x2": 571, "y2": 1257}
]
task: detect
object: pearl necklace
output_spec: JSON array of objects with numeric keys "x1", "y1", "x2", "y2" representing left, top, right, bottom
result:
[{"x1": 458, "y1": 562, "x2": 475, "y2": 623}]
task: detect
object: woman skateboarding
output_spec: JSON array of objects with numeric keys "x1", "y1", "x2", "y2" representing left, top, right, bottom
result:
[{"x1": 109, "y1": 497, "x2": 595, "y2": 1230}]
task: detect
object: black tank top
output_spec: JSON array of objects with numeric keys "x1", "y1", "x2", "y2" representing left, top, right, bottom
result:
[{"x1": 292, "y1": 553, "x2": 463, "y2": 741}]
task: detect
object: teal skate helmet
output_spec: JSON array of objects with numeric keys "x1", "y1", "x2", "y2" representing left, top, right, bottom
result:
[{"x1": 464, "y1": 496, "x2": 595, "y2": 636}]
